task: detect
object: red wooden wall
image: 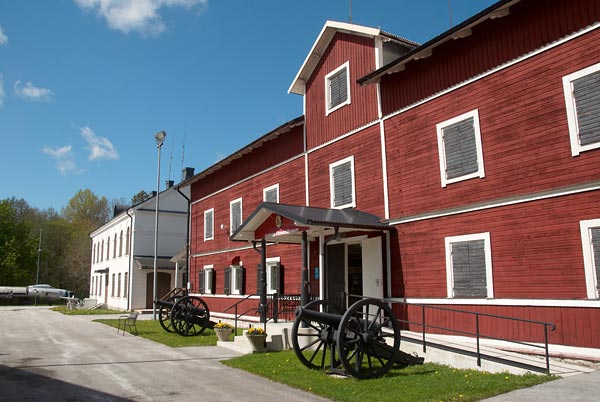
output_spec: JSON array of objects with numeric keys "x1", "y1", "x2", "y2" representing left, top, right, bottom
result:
[{"x1": 305, "y1": 33, "x2": 379, "y2": 150}]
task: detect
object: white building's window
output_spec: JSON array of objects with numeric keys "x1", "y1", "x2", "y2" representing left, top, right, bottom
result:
[
  {"x1": 563, "y1": 62, "x2": 600, "y2": 156},
  {"x1": 580, "y1": 218, "x2": 600, "y2": 299},
  {"x1": 204, "y1": 209, "x2": 214, "y2": 241},
  {"x1": 263, "y1": 184, "x2": 279, "y2": 203},
  {"x1": 325, "y1": 61, "x2": 351, "y2": 115},
  {"x1": 199, "y1": 265, "x2": 214, "y2": 295},
  {"x1": 117, "y1": 273, "x2": 121, "y2": 297},
  {"x1": 124, "y1": 272, "x2": 129, "y2": 298},
  {"x1": 266, "y1": 257, "x2": 281, "y2": 295},
  {"x1": 436, "y1": 109, "x2": 485, "y2": 187},
  {"x1": 230, "y1": 198, "x2": 242, "y2": 233},
  {"x1": 445, "y1": 232, "x2": 493, "y2": 298},
  {"x1": 111, "y1": 273, "x2": 115, "y2": 297},
  {"x1": 330, "y1": 156, "x2": 356, "y2": 209}
]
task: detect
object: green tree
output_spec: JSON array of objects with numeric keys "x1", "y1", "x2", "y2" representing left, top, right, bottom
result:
[
  {"x1": 62, "y1": 189, "x2": 109, "y2": 227},
  {"x1": 0, "y1": 200, "x2": 37, "y2": 285},
  {"x1": 131, "y1": 190, "x2": 152, "y2": 205}
]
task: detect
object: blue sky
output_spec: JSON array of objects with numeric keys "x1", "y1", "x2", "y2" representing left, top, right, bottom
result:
[{"x1": 0, "y1": 0, "x2": 496, "y2": 211}]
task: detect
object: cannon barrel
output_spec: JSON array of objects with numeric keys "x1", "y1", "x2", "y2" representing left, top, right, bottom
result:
[{"x1": 294, "y1": 305, "x2": 343, "y2": 328}]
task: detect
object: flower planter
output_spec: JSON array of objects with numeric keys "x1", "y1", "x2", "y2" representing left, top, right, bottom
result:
[
  {"x1": 246, "y1": 334, "x2": 267, "y2": 352},
  {"x1": 215, "y1": 327, "x2": 233, "y2": 342}
]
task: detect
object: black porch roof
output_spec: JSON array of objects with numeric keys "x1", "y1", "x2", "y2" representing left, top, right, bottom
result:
[{"x1": 230, "y1": 202, "x2": 392, "y2": 243}]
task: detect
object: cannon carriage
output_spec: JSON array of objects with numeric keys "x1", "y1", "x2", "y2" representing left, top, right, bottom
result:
[
  {"x1": 155, "y1": 288, "x2": 210, "y2": 336},
  {"x1": 292, "y1": 298, "x2": 423, "y2": 379}
]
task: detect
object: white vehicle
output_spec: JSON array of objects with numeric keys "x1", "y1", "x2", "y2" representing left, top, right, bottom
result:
[{"x1": 27, "y1": 284, "x2": 72, "y2": 299}]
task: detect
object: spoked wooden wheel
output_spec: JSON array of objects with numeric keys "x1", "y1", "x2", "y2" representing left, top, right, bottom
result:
[
  {"x1": 170, "y1": 296, "x2": 210, "y2": 336},
  {"x1": 336, "y1": 298, "x2": 400, "y2": 379},
  {"x1": 158, "y1": 297, "x2": 178, "y2": 333},
  {"x1": 292, "y1": 299, "x2": 343, "y2": 371}
]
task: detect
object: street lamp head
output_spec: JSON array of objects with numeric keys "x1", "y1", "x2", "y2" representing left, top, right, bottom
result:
[{"x1": 154, "y1": 130, "x2": 166, "y2": 147}]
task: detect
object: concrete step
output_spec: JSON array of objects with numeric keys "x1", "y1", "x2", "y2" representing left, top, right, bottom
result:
[{"x1": 218, "y1": 324, "x2": 292, "y2": 354}]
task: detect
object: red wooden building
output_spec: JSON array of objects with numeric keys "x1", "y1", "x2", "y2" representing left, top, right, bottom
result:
[{"x1": 181, "y1": 0, "x2": 600, "y2": 349}]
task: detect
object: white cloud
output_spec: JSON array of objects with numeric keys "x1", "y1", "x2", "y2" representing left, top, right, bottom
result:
[
  {"x1": 14, "y1": 80, "x2": 55, "y2": 102},
  {"x1": 74, "y1": 0, "x2": 207, "y2": 36},
  {"x1": 0, "y1": 75, "x2": 5, "y2": 109},
  {"x1": 0, "y1": 25, "x2": 7, "y2": 45},
  {"x1": 81, "y1": 126, "x2": 119, "y2": 161},
  {"x1": 43, "y1": 145, "x2": 81, "y2": 175}
]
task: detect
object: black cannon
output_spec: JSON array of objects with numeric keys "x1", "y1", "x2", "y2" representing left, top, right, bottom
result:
[
  {"x1": 291, "y1": 298, "x2": 423, "y2": 379},
  {"x1": 156, "y1": 288, "x2": 210, "y2": 336}
]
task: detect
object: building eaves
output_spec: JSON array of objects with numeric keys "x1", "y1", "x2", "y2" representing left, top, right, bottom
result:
[
  {"x1": 177, "y1": 115, "x2": 304, "y2": 189},
  {"x1": 357, "y1": 0, "x2": 520, "y2": 86}
]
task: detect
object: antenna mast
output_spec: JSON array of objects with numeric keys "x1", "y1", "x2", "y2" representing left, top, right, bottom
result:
[
  {"x1": 349, "y1": 0, "x2": 352, "y2": 23},
  {"x1": 448, "y1": 0, "x2": 453, "y2": 27}
]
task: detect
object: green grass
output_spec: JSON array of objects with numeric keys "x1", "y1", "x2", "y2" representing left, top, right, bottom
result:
[
  {"x1": 222, "y1": 350, "x2": 555, "y2": 402},
  {"x1": 51, "y1": 306, "x2": 122, "y2": 315},
  {"x1": 95, "y1": 318, "x2": 243, "y2": 347}
]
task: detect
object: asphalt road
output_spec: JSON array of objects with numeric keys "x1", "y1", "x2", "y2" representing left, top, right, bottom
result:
[{"x1": 0, "y1": 306, "x2": 329, "y2": 402}]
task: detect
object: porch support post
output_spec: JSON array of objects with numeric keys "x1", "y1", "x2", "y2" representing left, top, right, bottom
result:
[
  {"x1": 301, "y1": 230, "x2": 309, "y2": 307},
  {"x1": 259, "y1": 238, "x2": 267, "y2": 323}
]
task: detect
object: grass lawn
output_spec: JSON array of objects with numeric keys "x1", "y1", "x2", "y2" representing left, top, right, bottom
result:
[
  {"x1": 94, "y1": 318, "x2": 243, "y2": 347},
  {"x1": 223, "y1": 350, "x2": 555, "y2": 402},
  {"x1": 51, "y1": 306, "x2": 122, "y2": 315}
]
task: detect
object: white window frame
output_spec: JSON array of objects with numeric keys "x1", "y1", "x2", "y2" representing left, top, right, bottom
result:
[
  {"x1": 263, "y1": 183, "x2": 279, "y2": 203},
  {"x1": 229, "y1": 197, "x2": 242, "y2": 233},
  {"x1": 445, "y1": 232, "x2": 494, "y2": 299},
  {"x1": 325, "y1": 61, "x2": 351, "y2": 116},
  {"x1": 580, "y1": 218, "x2": 600, "y2": 299},
  {"x1": 204, "y1": 265, "x2": 214, "y2": 295},
  {"x1": 204, "y1": 208, "x2": 214, "y2": 241},
  {"x1": 266, "y1": 257, "x2": 280, "y2": 295},
  {"x1": 563, "y1": 62, "x2": 600, "y2": 156},
  {"x1": 230, "y1": 265, "x2": 243, "y2": 295},
  {"x1": 329, "y1": 155, "x2": 356, "y2": 209},
  {"x1": 436, "y1": 109, "x2": 485, "y2": 187}
]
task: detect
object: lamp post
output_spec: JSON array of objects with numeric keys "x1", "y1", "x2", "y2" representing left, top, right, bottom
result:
[{"x1": 153, "y1": 130, "x2": 166, "y2": 320}]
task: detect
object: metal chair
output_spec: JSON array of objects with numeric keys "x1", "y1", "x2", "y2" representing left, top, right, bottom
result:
[{"x1": 117, "y1": 311, "x2": 139, "y2": 335}]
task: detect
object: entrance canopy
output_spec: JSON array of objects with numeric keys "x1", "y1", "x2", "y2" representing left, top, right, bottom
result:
[{"x1": 230, "y1": 202, "x2": 392, "y2": 243}]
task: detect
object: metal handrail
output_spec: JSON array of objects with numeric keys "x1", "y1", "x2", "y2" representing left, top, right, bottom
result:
[
  {"x1": 392, "y1": 300, "x2": 556, "y2": 374},
  {"x1": 223, "y1": 293, "x2": 278, "y2": 335}
]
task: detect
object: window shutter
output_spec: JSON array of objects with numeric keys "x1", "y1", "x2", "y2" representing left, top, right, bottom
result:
[
  {"x1": 274, "y1": 263, "x2": 282, "y2": 294},
  {"x1": 224, "y1": 267, "x2": 231, "y2": 295},
  {"x1": 329, "y1": 68, "x2": 348, "y2": 109},
  {"x1": 205, "y1": 211, "x2": 213, "y2": 239},
  {"x1": 209, "y1": 269, "x2": 215, "y2": 294},
  {"x1": 443, "y1": 117, "x2": 479, "y2": 180},
  {"x1": 451, "y1": 240, "x2": 486, "y2": 297},
  {"x1": 573, "y1": 71, "x2": 600, "y2": 147},
  {"x1": 332, "y1": 161, "x2": 353, "y2": 207},
  {"x1": 198, "y1": 270, "x2": 205, "y2": 294},
  {"x1": 591, "y1": 228, "x2": 600, "y2": 291},
  {"x1": 264, "y1": 188, "x2": 278, "y2": 203},
  {"x1": 231, "y1": 201, "x2": 241, "y2": 232}
]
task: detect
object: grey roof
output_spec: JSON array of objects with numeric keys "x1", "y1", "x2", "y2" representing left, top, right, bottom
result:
[
  {"x1": 230, "y1": 202, "x2": 392, "y2": 243},
  {"x1": 133, "y1": 256, "x2": 177, "y2": 270}
]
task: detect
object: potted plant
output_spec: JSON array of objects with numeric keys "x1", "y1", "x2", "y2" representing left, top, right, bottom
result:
[
  {"x1": 246, "y1": 326, "x2": 267, "y2": 352},
  {"x1": 214, "y1": 321, "x2": 234, "y2": 342}
]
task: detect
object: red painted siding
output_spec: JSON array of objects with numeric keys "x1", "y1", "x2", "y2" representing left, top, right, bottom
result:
[
  {"x1": 191, "y1": 124, "x2": 304, "y2": 201},
  {"x1": 308, "y1": 124, "x2": 385, "y2": 217},
  {"x1": 395, "y1": 191, "x2": 600, "y2": 300},
  {"x1": 380, "y1": 0, "x2": 600, "y2": 115},
  {"x1": 305, "y1": 33, "x2": 379, "y2": 150},
  {"x1": 385, "y1": 28, "x2": 600, "y2": 218},
  {"x1": 395, "y1": 303, "x2": 600, "y2": 348}
]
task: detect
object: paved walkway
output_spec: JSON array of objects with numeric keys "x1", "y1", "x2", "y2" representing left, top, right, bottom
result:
[
  {"x1": 1, "y1": 306, "x2": 599, "y2": 402},
  {"x1": 0, "y1": 306, "x2": 328, "y2": 402}
]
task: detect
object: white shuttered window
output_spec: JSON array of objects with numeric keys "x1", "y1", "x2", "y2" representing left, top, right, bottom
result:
[
  {"x1": 204, "y1": 209, "x2": 214, "y2": 241},
  {"x1": 230, "y1": 198, "x2": 242, "y2": 233},
  {"x1": 445, "y1": 232, "x2": 493, "y2": 298},
  {"x1": 329, "y1": 156, "x2": 356, "y2": 209},
  {"x1": 325, "y1": 61, "x2": 351, "y2": 115}
]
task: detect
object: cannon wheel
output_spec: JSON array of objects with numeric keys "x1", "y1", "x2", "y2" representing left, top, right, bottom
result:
[
  {"x1": 291, "y1": 299, "x2": 343, "y2": 371},
  {"x1": 158, "y1": 297, "x2": 178, "y2": 333},
  {"x1": 336, "y1": 298, "x2": 400, "y2": 379},
  {"x1": 170, "y1": 296, "x2": 210, "y2": 336}
]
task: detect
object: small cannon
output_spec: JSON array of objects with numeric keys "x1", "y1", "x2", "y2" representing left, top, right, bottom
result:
[
  {"x1": 156, "y1": 288, "x2": 210, "y2": 336},
  {"x1": 291, "y1": 298, "x2": 423, "y2": 379}
]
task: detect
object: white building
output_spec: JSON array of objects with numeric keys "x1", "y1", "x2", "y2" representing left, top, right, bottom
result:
[{"x1": 89, "y1": 181, "x2": 191, "y2": 310}]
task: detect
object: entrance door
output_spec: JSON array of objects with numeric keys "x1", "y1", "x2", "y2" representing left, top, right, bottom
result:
[
  {"x1": 325, "y1": 243, "x2": 346, "y2": 310},
  {"x1": 146, "y1": 272, "x2": 171, "y2": 309},
  {"x1": 361, "y1": 236, "x2": 383, "y2": 299}
]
